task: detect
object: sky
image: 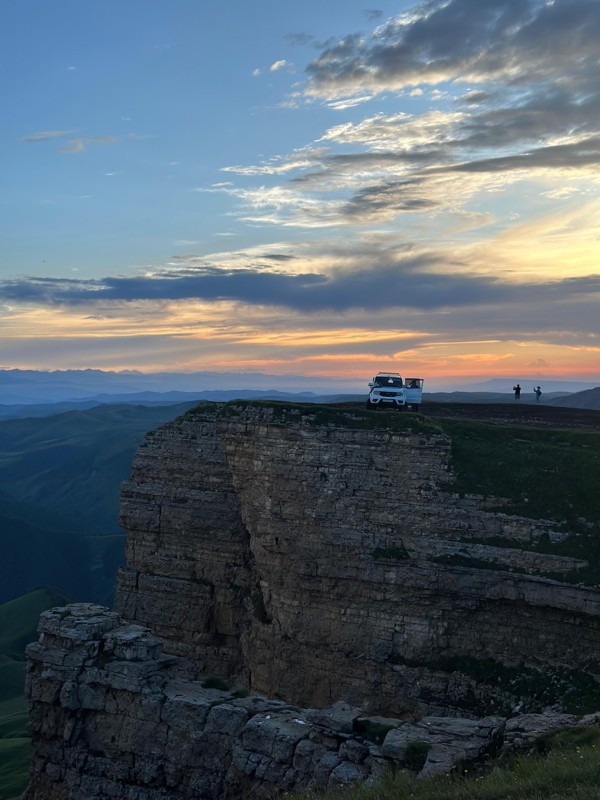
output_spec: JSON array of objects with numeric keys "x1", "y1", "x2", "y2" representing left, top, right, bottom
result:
[{"x1": 2, "y1": 0, "x2": 599, "y2": 390}]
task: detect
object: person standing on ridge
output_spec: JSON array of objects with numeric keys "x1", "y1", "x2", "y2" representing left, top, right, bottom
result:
[
  {"x1": 513, "y1": 383, "x2": 521, "y2": 401},
  {"x1": 534, "y1": 386, "x2": 542, "y2": 403}
]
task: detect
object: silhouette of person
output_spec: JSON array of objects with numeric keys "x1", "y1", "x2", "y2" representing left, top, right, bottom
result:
[
  {"x1": 513, "y1": 383, "x2": 521, "y2": 401},
  {"x1": 534, "y1": 386, "x2": 542, "y2": 403}
]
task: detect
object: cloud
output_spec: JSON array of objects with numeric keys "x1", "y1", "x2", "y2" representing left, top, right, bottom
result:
[
  {"x1": 58, "y1": 136, "x2": 117, "y2": 154},
  {"x1": 341, "y1": 180, "x2": 440, "y2": 220},
  {"x1": 0, "y1": 252, "x2": 471, "y2": 311},
  {"x1": 460, "y1": 90, "x2": 490, "y2": 105},
  {"x1": 2, "y1": 248, "x2": 598, "y2": 319},
  {"x1": 528, "y1": 357, "x2": 550, "y2": 368},
  {"x1": 221, "y1": 149, "x2": 325, "y2": 176},
  {"x1": 326, "y1": 95, "x2": 375, "y2": 110},
  {"x1": 2, "y1": 242, "x2": 598, "y2": 380},
  {"x1": 216, "y1": 28, "x2": 600, "y2": 232},
  {"x1": 542, "y1": 186, "x2": 579, "y2": 200},
  {"x1": 437, "y1": 136, "x2": 600, "y2": 174},
  {"x1": 285, "y1": 32, "x2": 315, "y2": 47},
  {"x1": 276, "y1": 3, "x2": 600, "y2": 230},
  {"x1": 318, "y1": 110, "x2": 464, "y2": 151},
  {"x1": 23, "y1": 130, "x2": 120, "y2": 153},
  {"x1": 23, "y1": 130, "x2": 77, "y2": 142},
  {"x1": 1, "y1": 257, "x2": 599, "y2": 387},
  {"x1": 305, "y1": 0, "x2": 600, "y2": 97},
  {"x1": 9, "y1": 0, "x2": 600, "y2": 383}
]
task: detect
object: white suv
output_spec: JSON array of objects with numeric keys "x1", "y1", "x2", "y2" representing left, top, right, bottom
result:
[{"x1": 366, "y1": 373, "x2": 406, "y2": 409}]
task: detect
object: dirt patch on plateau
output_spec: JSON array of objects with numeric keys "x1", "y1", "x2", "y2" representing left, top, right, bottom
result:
[{"x1": 420, "y1": 402, "x2": 600, "y2": 431}]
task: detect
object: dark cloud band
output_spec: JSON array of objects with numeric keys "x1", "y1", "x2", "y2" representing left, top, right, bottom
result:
[{"x1": 1, "y1": 262, "x2": 598, "y2": 314}]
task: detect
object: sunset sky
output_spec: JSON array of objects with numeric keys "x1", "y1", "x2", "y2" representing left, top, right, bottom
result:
[{"x1": 2, "y1": 0, "x2": 599, "y2": 390}]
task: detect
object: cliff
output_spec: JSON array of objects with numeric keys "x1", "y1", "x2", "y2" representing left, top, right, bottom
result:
[
  {"x1": 22, "y1": 401, "x2": 600, "y2": 799},
  {"x1": 113, "y1": 402, "x2": 600, "y2": 717},
  {"x1": 22, "y1": 604, "x2": 508, "y2": 799},
  {"x1": 22, "y1": 604, "x2": 590, "y2": 800}
]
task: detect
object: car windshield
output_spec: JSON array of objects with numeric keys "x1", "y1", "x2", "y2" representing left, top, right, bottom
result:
[{"x1": 374, "y1": 376, "x2": 402, "y2": 388}]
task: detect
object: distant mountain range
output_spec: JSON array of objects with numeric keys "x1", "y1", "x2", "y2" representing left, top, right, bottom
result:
[
  {"x1": 459, "y1": 377, "x2": 600, "y2": 393},
  {"x1": 1, "y1": 385, "x2": 600, "y2": 422},
  {"x1": 0, "y1": 368, "x2": 362, "y2": 404},
  {"x1": 549, "y1": 387, "x2": 600, "y2": 409},
  {"x1": 0, "y1": 391, "x2": 365, "y2": 421},
  {"x1": 1, "y1": 368, "x2": 598, "y2": 407},
  {"x1": 425, "y1": 388, "x2": 600, "y2": 410},
  {"x1": 425, "y1": 390, "x2": 600, "y2": 410}
]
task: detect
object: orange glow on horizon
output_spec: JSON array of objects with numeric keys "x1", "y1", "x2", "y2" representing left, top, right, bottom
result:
[{"x1": 1, "y1": 299, "x2": 598, "y2": 385}]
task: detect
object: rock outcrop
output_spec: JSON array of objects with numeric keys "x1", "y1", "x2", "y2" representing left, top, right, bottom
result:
[
  {"x1": 28, "y1": 604, "x2": 579, "y2": 800},
  {"x1": 113, "y1": 403, "x2": 600, "y2": 717}
]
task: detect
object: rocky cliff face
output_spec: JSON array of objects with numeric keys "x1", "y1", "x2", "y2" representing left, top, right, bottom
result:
[
  {"x1": 23, "y1": 605, "x2": 507, "y2": 799},
  {"x1": 113, "y1": 403, "x2": 600, "y2": 717},
  {"x1": 23, "y1": 604, "x2": 589, "y2": 800}
]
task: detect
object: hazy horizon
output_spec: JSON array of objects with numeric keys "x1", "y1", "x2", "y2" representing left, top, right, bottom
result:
[{"x1": 1, "y1": 365, "x2": 598, "y2": 398}]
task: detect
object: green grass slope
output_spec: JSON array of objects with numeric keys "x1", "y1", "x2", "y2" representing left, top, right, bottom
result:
[
  {"x1": 442, "y1": 418, "x2": 600, "y2": 525},
  {"x1": 0, "y1": 589, "x2": 70, "y2": 800},
  {"x1": 550, "y1": 386, "x2": 600, "y2": 409},
  {"x1": 0, "y1": 401, "x2": 196, "y2": 605},
  {"x1": 292, "y1": 727, "x2": 600, "y2": 800},
  {"x1": 0, "y1": 401, "x2": 197, "y2": 533},
  {"x1": 0, "y1": 587, "x2": 71, "y2": 661},
  {"x1": 0, "y1": 734, "x2": 31, "y2": 800}
]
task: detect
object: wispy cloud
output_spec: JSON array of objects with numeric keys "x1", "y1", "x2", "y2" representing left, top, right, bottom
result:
[
  {"x1": 23, "y1": 130, "x2": 118, "y2": 153},
  {"x1": 285, "y1": 32, "x2": 315, "y2": 47},
  {"x1": 326, "y1": 95, "x2": 375, "y2": 110},
  {"x1": 58, "y1": 136, "x2": 117, "y2": 154},
  {"x1": 23, "y1": 130, "x2": 77, "y2": 142},
  {"x1": 221, "y1": 148, "x2": 326, "y2": 176}
]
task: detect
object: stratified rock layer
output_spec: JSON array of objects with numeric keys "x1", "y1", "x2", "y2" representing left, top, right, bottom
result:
[
  {"x1": 23, "y1": 605, "x2": 597, "y2": 800},
  {"x1": 114, "y1": 404, "x2": 600, "y2": 716},
  {"x1": 20, "y1": 604, "x2": 528, "y2": 800}
]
